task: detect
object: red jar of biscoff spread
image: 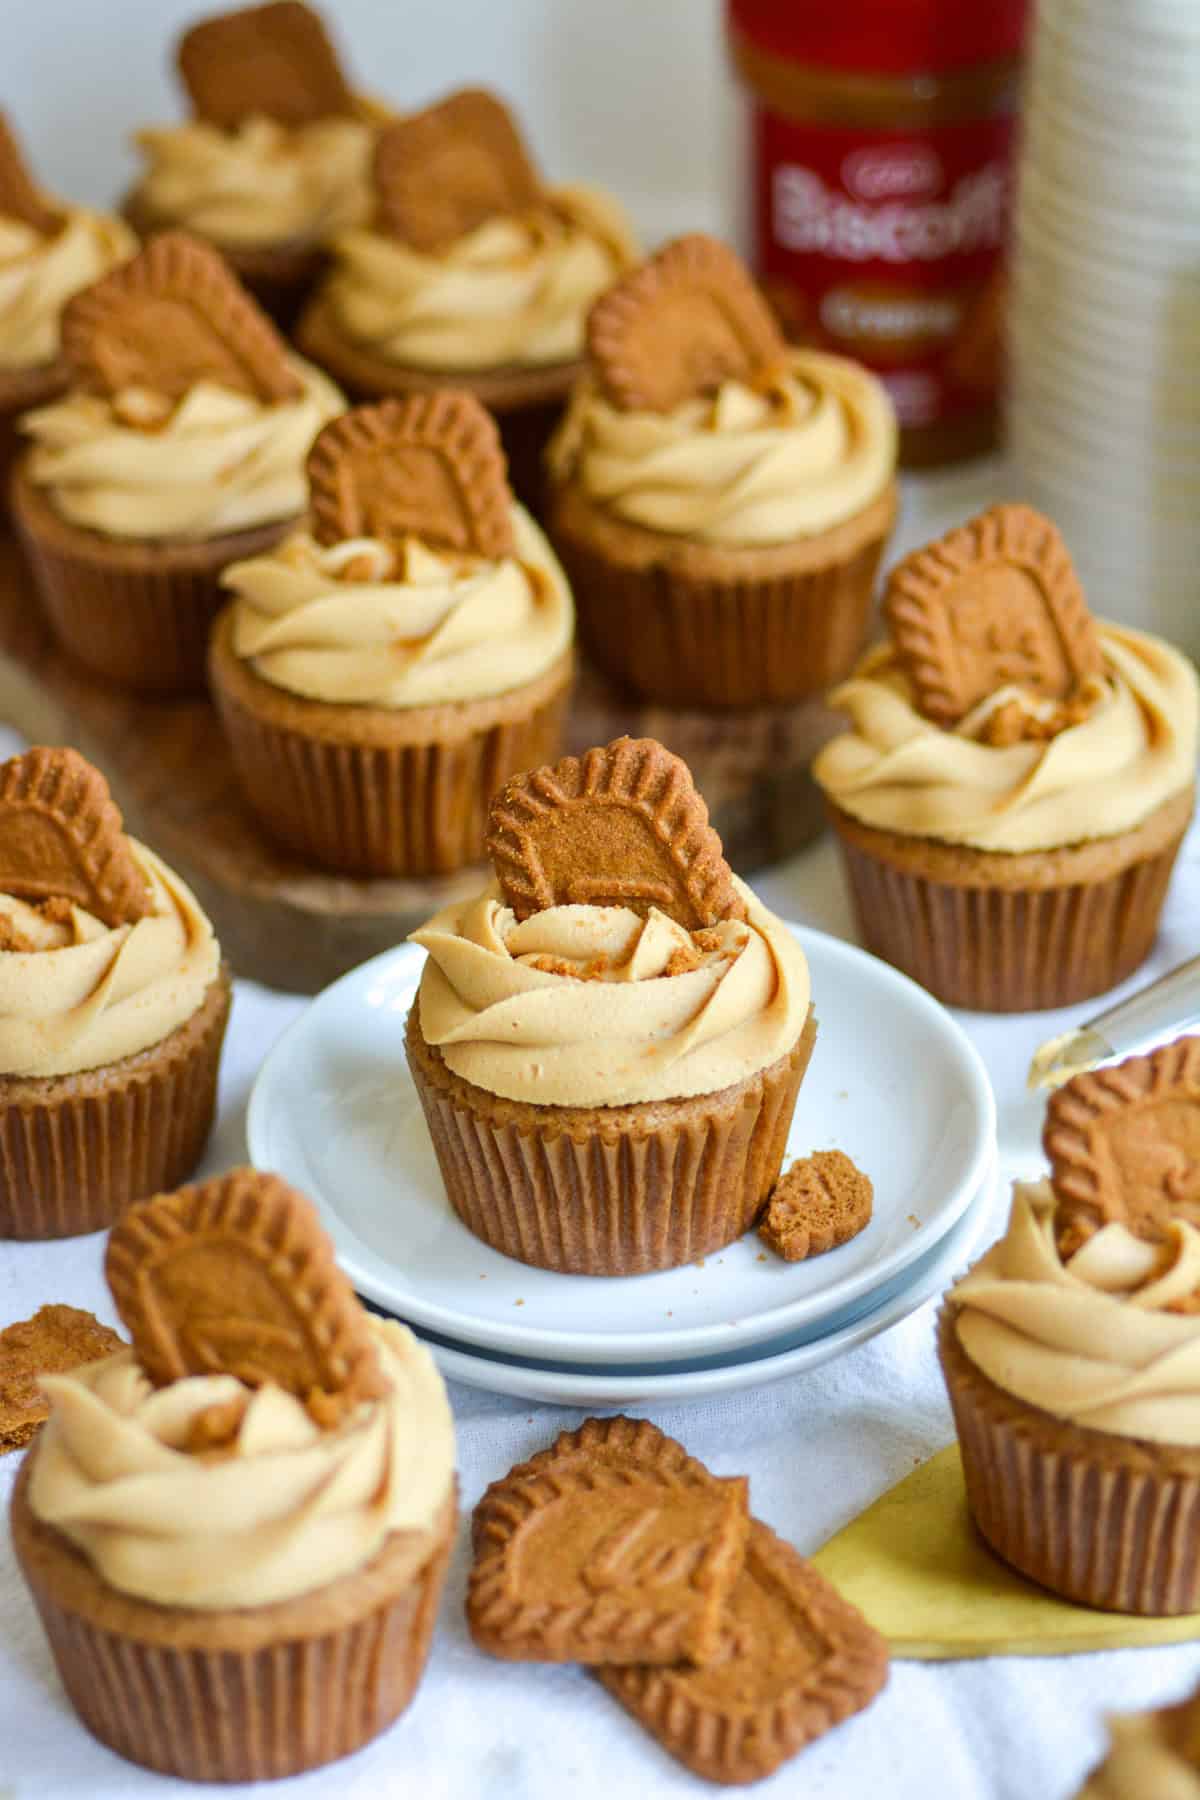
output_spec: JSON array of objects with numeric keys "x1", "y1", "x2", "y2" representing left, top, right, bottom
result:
[{"x1": 727, "y1": 0, "x2": 1028, "y2": 466}]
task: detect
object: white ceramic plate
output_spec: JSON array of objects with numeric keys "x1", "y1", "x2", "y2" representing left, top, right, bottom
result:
[
  {"x1": 248, "y1": 926, "x2": 995, "y2": 1366},
  {"x1": 405, "y1": 1165, "x2": 996, "y2": 1406}
]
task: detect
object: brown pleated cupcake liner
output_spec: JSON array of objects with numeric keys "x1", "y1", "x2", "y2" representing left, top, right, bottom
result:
[
  {"x1": 547, "y1": 491, "x2": 895, "y2": 710},
  {"x1": 211, "y1": 619, "x2": 572, "y2": 877},
  {"x1": 10, "y1": 464, "x2": 295, "y2": 695},
  {"x1": 12, "y1": 1459, "x2": 457, "y2": 1782},
  {"x1": 0, "y1": 969, "x2": 230, "y2": 1240},
  {"x1": 406, "y1": 1005, "x2": 816, "y2": 1276},
  {"x1": 831, "y1": 815, "x2": 1187, "y2": 1013},
  {"x1": 939, "y1": 1306, "x2": 1200, "y2": 1615}
]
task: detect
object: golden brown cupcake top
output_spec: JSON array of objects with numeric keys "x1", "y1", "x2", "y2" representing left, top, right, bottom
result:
[
  {"x1": 950, "y1": 1038, "x2": 1200, "y2": 1446},
  {"x1": 813, "y1": 505, "x2": 1198, "y2": 853},
  {"x1": 27, "y1": 1167, "x2": 455, "y2": 1611},
  {"x1": 0, "y1": 747, "x2": 219, "y2": 1078}
]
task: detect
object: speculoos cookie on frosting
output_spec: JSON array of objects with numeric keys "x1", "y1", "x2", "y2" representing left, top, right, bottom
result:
[
  {"x1": 124, "y1": 1, "x2": 384, "y2": 326},
  {"x1": 545, "y1": 233, "x2": 899, "y2": 708},
  {"x1": 11, "y1": 1167, "x2": 457, "y2": 1782},
  {"x1": 0, "y1": 746, "x2": 230, "y2": 1240},
  {"x1": 939, "y1": 1036, "x2": 1200, "y2": 1616},
  {"x1": 10, "y1": 229, "x2": 343, "y2": 694},
  {"x1": 295, "y1": 86, "x2": 638, "y2": 508},
  {"x1": 406, "y1": 734, "x2": 815, "y2": 1275},
  {"x1": 0, "y1": 112, "x2": 134, "y2": 513},
  {"x1": 210, "y1": 389, "x2": 575, "y2": 876},
  {"x1": 813, "y1": 503, "x2": 1198, "y2": 1011}
]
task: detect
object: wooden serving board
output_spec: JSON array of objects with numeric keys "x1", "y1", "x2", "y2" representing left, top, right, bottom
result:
[{"x1": 0, "y1": 536, "x2": 839, "y2": 993}]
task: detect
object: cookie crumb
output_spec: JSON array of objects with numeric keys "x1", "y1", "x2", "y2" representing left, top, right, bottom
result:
[{"x1": 758, "y1": 1150, "x2": 873, "y2": 1263}]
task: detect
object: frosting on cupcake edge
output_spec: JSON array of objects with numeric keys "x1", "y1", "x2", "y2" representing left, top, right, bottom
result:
[{"x1": 0, "y1": 210, "x2": 135, "y2": 373}]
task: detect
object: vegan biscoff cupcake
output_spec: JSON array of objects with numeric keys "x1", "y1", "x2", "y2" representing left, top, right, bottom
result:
[
  {"x1": 210, "y1": 390, "x2": 574, "y2": 875},
  {"x1": 545, "y1": 235, "x2": 899, "y2": 709},
  {"x1": 125, "y1": 2, "x2": 384, "y2": 328},
  {"x1": 0, "y1": 113, "x2": 134, "y2": 518},
  {"x1": 940, "y1": 1037, "x2": 1200, "y2": 1616},
  {"x1": 296, "y1": 87, "x2": 638, "y2": 508},
  {"x1": 407, "y1": 735, "x2": 816, "y2": 1275},
  {"x1": 813, "y1": 504, "x2": 1198, "y2": 1011},
  {"x1": 10, "y1": 230, "x2": 342, "y2": 693},
  {"x1": 12, "y1": 1168, "x2": 457, "y2": 1781},
  {"x1": 0, "y1": 746, "x2": 230, "y2": 1239}
]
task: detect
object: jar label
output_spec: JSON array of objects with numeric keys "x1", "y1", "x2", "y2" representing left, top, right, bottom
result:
[{"x1": 752, "y1": 109, "x2": 1016, "y2": 429}]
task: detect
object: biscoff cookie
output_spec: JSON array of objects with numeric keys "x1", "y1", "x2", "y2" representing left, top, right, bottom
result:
[
  {"x1": 307, "y1": 391, "x2": 515, "y2": 559},
  {"x1": 470, "y1": 1416, "x2": 749, "y2": 1668},
  {"x1": 487, "y1": 735, "x2": 745, "y2": 928},
  {"x1": 587, "y1": 233, "x2": 786, "y2": 414},
  {"x1": 883, "y1": 503, "x2": 1104, "y2": 729},
  {"x1": 0, "y1": 1305, "x2": 124, "y2": 1452},
  {"x1": 372, "y1": 88, "x2": 541, "y2": 255},
  {"x1": 758, "y1": 1149, "x2": 873, "y2": 1263},
  {"x1": 105, "y1": 1168, "x2": 387, "y2": 1425},
  {"x1": 61, "y1": 229, "x2": 302, "y2": 407},
  {"x1": 177, "y1": 0, "x2": 354, "y2": 130},
  {"x1": 601, "y1": 1518, "x2": 889, "y2": 1785},
  {"x1": 1045, "y1": 1036, "x2": 1200, "y2": 1257},
  {"x1": 0, "y1": 746, "x2": 152, "y2": 928}
]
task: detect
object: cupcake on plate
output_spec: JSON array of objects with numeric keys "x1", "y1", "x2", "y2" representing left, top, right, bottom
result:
[
  {"x1": 406, "y1": 734, "x2": 816, "y2": 1275},
  {"x1": 125, "y1": 0, "x2": 383, "y2": 327},
  {"x1": 296, "y1": 87, "x2": 638, "y2": 509},
  {"x1": 10, "y1": 230, "x2": 342, "y2": 693},
  {"x1": 0, "y1": 113, "x2": 133, "y2": 515},
  {"x1": 210, "y1": 390, "x2": 574, "y2": 875},
  {"x1": 545, "y1": 234, "x2": 899, "y2": 709},
  {"x1": 0, "y1": 745, "x2": 230, "y2": 1239},
  {"x1": 12, "y1": 1167, "x2": 457, "y2": 1781},
  {"x1": 813, "y1": 504, "x2": 1198, "y2": 1011},
  {"x1": 939, "y1": 1036, "x2": 1200, "y2": 1615},
  {"x1": 1076, "y1": 1679, "x2": 1200, "y2": 1797}
]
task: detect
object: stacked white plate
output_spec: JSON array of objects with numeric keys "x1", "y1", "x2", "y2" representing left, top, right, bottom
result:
[
  {"x1": 248, "y1": 928, "x2": 996, "y2": 1406},
  {"x1": 1007, "y1": 0, "x2": 1200, "y2": 657}
]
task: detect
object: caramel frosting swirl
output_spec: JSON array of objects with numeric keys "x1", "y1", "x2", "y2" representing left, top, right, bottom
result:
[
  {"x1": 28, "y1": 1319, "x2": 455, "y2": 1609},
  {"x1": 813, "y1": 624, "x2": 1199, "y2": 853},
  {"x1": 222, "y1": 503, "x2": 573, "y2": 707},
  {"x1": 411, "y1": 876, "x2": 810, "y2": 1107},
  {"x1": 0, "y1": 842, "x2": 218, "y2": 1078},
  {"x1": 324, "y1": 187, "x2": 638, "y2": 371},
  {"x1": 547, "y1": 348, "x2": 897, "y2": 546},
  {"x1": 0, "y1": 210, "x2": 134, "y2": 372},
  {"x1": 132, "y1": 115, "x2": 374, "y2": 249},
  {"x1": 950, "y1": 1180, "x2": 1200, "y2": 1446},
  {"x1": 20, "y1": 357, "x2": 343, "y2": 541}
]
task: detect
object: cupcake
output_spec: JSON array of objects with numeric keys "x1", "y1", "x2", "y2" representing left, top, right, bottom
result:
[
  {"x1": 545, "y1": 234, "x2": 899, "y2": 709},
  {"x1": 125, "y1": 0, "x2": 382, "y2": 327},
  {"x1": 10, "y1": 230, "x2": 342, "y2": 693},
  {"x1": 1076, "y1": 1680, "x2": 1200, "y2": 1796},
  {"x1": 296, "y1": 87, "x2": 638, "y2": 510},
  {"x1": 0, "y1": 745, "x2": 230, "y2": 1239},
  {"x1": 813, "y1": 504, "x2": 1198, "y2": 1011},
  {"x1": 406, "y1": 734, "x2": 816, "y2": 1275},
  {"x1": 0, "y1": 112, "x2": 133, "y2": 516},
  {"x1": 210, "y1": 390, "x2": 575, "y2": 875},
  {"x1": 12, "y1": 1167, "x2": 457, "y2": 1781},
  {"x1": 939, "y1": 1036, "x2": 1200, "y2": 1615}
]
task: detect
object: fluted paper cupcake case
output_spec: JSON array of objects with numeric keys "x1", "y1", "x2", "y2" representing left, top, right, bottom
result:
[
  {"x1": 0, "y1": 969, "x2": 230, "y2": 1240},
  {"x1": 406, "y1": 1004, "x2": 816, "y2": 1276},
  {"x1": 211, "y1": 610, "x2": 573, "y2": 878},
  {"x1": 10, "y1": 463, "x2": 296, "y2": 695},
  {"x1": 828, "y1": 789, "x2": 1193, "y2": 1013},
  {"x1": 12, "y1": 1460, "x2": 457, "y2": 1782},
  {"x1": 546, "y1": 481, "x2": 897, "y2": 710},
  {"x1": 939, "y1": 1305, "x2": 1200, "y2": 1615}
]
